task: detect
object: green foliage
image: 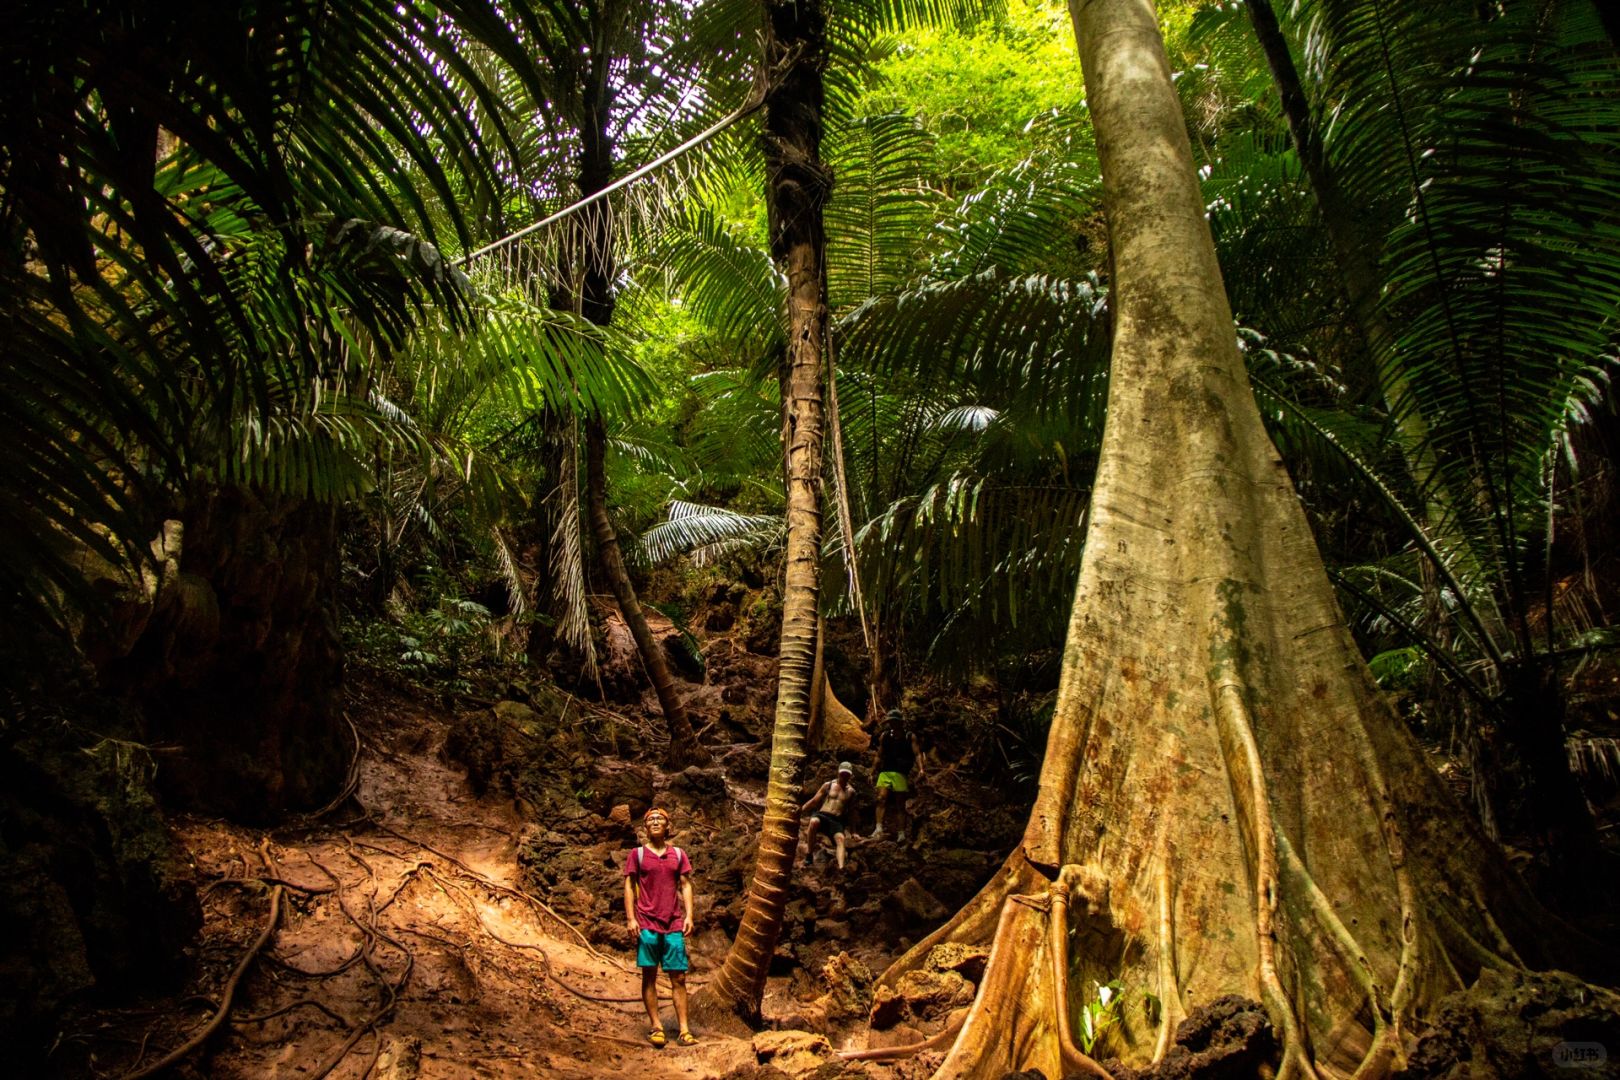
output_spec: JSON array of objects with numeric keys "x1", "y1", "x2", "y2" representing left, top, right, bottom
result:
[
  {"x1": 346, "y1": 590, "x2": 507, "y2": 697},
  {"x1": 861, "y1": 0, "x2": 1085, "y2": 191},
  {"x1": 1077, "y1": 979, "x2": 1125, "y2": 1055},
  {"x1": 0, "y1": 0, "x2": 587, "y2": 621}
]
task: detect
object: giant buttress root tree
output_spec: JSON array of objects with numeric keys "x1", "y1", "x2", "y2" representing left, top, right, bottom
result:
[
  {"x1": 695, "y1": 0, "x2": 832, "y2": 1023},
  {"x1": 880, "y1": 1, "x2": 1587, "y2": 1076}
]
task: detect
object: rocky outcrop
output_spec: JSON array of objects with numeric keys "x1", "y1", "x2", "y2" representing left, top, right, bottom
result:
[
  {"x1": 1396, "y1": 969, "x2": 1620, "y2": 1080},
  {"x1": 98, "y1": 489, "x2": 348, "y2": 818},
  {"x1": 0, "y1": 667, "x2": 199, "y2": 1063},
  {"x1": 1101, "y1": 996, "x2": 1275, "y2": 1080}
]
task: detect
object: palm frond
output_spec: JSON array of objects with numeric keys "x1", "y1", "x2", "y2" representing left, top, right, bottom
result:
[{"x1": 639, "y1": 500, "x2": 785, "y2": 567}]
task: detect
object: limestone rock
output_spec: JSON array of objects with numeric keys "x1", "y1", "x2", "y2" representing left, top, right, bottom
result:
[
  {"x1": 754, "y1": 1029, "x2": 833, "y2": 1076},
  {"x1": 669, "y1": 764, "x2": 728, "y2": 800},
  {"x1": 1102, "y1": 996, "x2": 1273, "y2": 1080},
  {"x1": 1396, "y1": 970, "x2": 1620, "y2": 1080},
  {"x1": 585, "y1": 759, "x2": 653, "y2": 818},
  {"x1": 869, "y1": 984, "x2": 906, "y2": 1029},
  {"x1": 374, "y1": 1035, "x2": 423, "y2": 1080},
  {"x1": 774, "y1": 998, "x2": 830, "y2": 1034},
  {"x1": 894, "y1": 877, "x2": 949, "y2": 923},
  {"x1": 926, "y1": 941, "x2": 990, "y2": 983},
  {"x1": 492, "y1": 699, "x2": 542, "y2": 729},
  {"x1": 608, "y1": 803, "x2": 632, "y2": 827},
  {"x1": 817, "y1": 951, "x2": 874, "y2": 1021},
  {"x1": 894, "y1": 969, "x2": 976, "y2": 1021}
]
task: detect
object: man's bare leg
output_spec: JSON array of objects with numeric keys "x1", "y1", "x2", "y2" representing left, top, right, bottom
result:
[
  {"x1": 641, "y1": 967, "x2": 661, "y2": 1032},
  {"x1": 801, "y1": 818, "x2": 821, "y2": 863},
  {"x1": 870, "y1": 789, "x2": 888, "y2": 839},
  {"x1": 671, "y1": 971, "x2": 690, "y2": 1035},
  {"x1": 834, "y1": 832, "x2": 846, "y2": 870}
]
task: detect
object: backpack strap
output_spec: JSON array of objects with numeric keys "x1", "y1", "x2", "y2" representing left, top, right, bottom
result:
[{"x1": 635, "y1": 845, "x2": 685, "y2": 872}]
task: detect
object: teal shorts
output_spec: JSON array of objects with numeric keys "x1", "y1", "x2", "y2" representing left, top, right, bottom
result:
[{"x1": 637, "y1": 929, "x2": 689, "y2": 972}]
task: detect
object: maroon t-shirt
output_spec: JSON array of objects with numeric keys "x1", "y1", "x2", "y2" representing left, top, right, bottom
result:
[{"x1": 624, "y1": 844, "x2": 692, "y2": 933}]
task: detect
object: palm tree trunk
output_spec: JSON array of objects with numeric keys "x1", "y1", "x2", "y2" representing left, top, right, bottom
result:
[
  {"x1": 584, "y1": 416, "x2": 706, "y2": 766},
  {"x1": 566, "y1": 30, "x2": 705, "y2": 767},
  {"x1": 876, "y1": 2, "x2": 1583, "y2": 1074},
  {"x1": 694, "y1": 0, "x2": 831, "y2": 1024}
]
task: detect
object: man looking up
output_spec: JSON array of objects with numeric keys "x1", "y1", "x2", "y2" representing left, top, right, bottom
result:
[{"x1": 623, "y1": 807, "x2": 695, "y2": 1047}]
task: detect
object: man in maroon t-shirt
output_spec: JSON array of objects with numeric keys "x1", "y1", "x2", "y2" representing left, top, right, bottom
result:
[{"x1": 623, "y1": 807, "x2": 695, "y2": 1047}]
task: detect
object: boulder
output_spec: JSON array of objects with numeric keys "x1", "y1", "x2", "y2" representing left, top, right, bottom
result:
[
  {"x1": 817, "y1": 951, "x2": 874, "y2": 1021},
  {"x1": 1396, "y1": 969, "x2": 1620, "y2": 1080},
  {"x1": 926, "y1": 941, "x2": 990, "y2": 983},
  {"x1": 669, "y1": 765, "x2": 728, "y2": 800},
  {"x1": 893, "y1": 969, "x2": 976, "y2": 1021},
  {"x1": 870, "y1": 985, "x2": 906, "y2": 1030},
  {"x1": 894, "y1": 877, "x2": 949, "y2": 923},
  {"x1": 585, "y1": 759, "x2": 653, "y2": 818},
  {"x1": 754, "y1": 1030, "x2": 833, "y2": 1076},
  {"x1": 492, "y1": 699, "x2": 543, "y2": 730}
]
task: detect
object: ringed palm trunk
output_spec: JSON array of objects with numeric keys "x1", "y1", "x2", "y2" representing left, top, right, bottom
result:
[
  {"x1": 875, "y1": 2, "x2": 1580, "y2": 1076},
  {"x1": 694, "y1": 0, "x2": 831, "y2": 1024}
]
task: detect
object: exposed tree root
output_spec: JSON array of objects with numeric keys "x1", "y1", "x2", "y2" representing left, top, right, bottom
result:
[
  {"x1": 293, "y1": 711, "x2": 364, "y2": 823},
  {"x1": 838, "y1": 1012, "x2": 967, "y2": 1061},
  {"x1": 301, "y1": 843, "x2": 415, "y2": 1080},
  {"x1": 420, "y1": 863, "x2": 697, "y2": 1006},
  {"x1": 1048, "y1": 866, "x2": 1115, "y2": 1080},
  {"x1": 1210, "y1": 677, "x2": 1315, "y2": 1080},
  {"x1": 119, "y1": 879, "x2": 283, "y2": 1079},
  {"x1": 368, "y1": 822, "x2": 625, "y2": 969},
  {"x1": 234, "y1": 997, "x2": 352, "y2": 1028}
]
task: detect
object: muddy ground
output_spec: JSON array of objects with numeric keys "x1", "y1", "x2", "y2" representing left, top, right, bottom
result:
[{"x1": 51, "y1": 605, "x2": 1027, "y2": 1079}]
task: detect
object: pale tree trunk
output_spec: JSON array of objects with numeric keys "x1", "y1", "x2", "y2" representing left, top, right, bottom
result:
[
  {"x1": 879, "y1": 2, "x2": 1579, "y2": 1076},
  {"x1": 694, "y1": 0, "x2": 830, "y2": 1024}
]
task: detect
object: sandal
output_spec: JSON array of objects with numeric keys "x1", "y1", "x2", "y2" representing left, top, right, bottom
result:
[
  {"x1": 677, "y1": 1031, "x2": 698, "y2": 1046},
  {"x1": 649, "y1": 1029, "x2": 667, "y2": 1048}
]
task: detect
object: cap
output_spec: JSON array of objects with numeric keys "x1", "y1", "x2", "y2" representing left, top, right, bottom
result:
[
  {"x1": 643, "y1": 807, "x2": 670, "y2": 822},
  {"x1": 837, "y1": 761, "x2": 854, "y2": 774},
  {"x1": 885, "y1": 708, "x2": 903, "y2": 725}
]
